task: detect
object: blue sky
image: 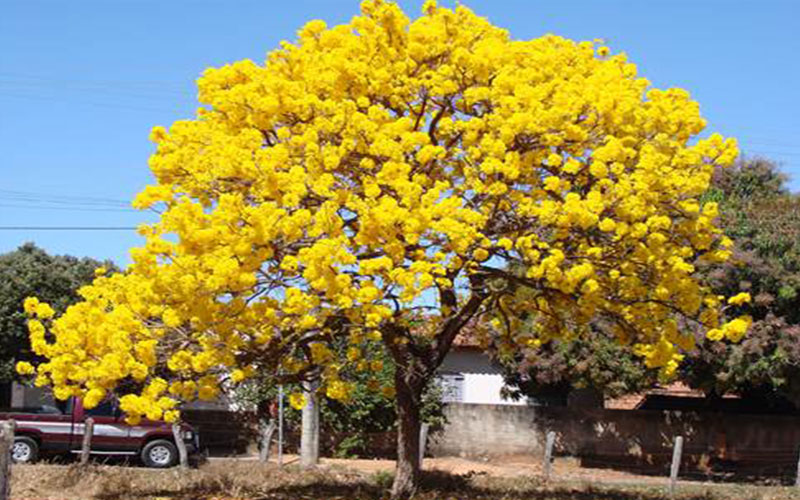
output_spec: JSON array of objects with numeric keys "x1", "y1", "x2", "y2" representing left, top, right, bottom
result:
[{"x1": 2, "y1": 0, "x2": 799, "y2": 266}]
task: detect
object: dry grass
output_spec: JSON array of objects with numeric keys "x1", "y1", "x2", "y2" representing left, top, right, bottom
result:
[{"x1": 9, "y1": 460, "x2": 800, "y2": 500}]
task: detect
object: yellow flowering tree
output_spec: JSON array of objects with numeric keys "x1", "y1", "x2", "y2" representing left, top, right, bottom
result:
[{"x1": 21, "y1": 1, "x2": 747, "y2": 496}]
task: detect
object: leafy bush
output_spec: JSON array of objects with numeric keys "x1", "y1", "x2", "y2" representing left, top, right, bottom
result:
[{"x1": 233, "y1": 343, "x2": 445, "y2": 458}]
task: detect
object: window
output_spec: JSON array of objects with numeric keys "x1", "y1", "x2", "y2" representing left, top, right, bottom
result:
[
  {"x1": 0, "y1": 383, "x2": 10, "y2": 408},
  {"x1": 438, "y1": 373, "x2": 464, "y2": 403},
  {"x1": 85, "y1": 398, "x2": 120, "y2": 418}
]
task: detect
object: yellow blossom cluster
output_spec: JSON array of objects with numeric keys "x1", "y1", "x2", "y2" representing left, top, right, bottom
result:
[
  {"x1": 20, "y1": 0, "x2": 748, "y2": 419},
  {"x1": 727, "y1": 292, "x2": 751, "y2": 306}
]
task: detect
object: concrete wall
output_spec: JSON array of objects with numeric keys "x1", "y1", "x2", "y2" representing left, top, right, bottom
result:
[
  {"x1": 430, "y1": 402, "x2": 800, "y2": 476},
  {"x1": 429, "y1": 403, "x2": 544, "y2": 457},
  {"x1": 540, "y1": 406, "x2": 800, "y2": 475}
]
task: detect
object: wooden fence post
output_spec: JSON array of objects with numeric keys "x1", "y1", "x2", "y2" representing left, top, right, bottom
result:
[
  {"x1": 171, "y1": 423, "x2": 189, "y2": 468},
  {"x1": 277, "y1": 385, "x2": 284, "y2": 467},
  {"x1": 0, "y1": 420, "x2": 15, "y2": 500},
  {"x1": 419, "y1": 423, "x2": 430, "y2": 467},
  {"x1": 669, "y1": 435, "x2": 684, "y2": 496},
  {"x1": 80, "y1": 418, "x2": 94, "y2": 466},
  {"x1": 795, "y1": 445, "x2": 800, "y2": 487},
  {"x1": 543, "y1": 431, "x2": 556, "y2": 481}
]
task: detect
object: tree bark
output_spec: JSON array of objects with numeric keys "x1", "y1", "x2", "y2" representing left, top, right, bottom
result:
[
  {"x1": 0, "y1": 420, "x2": 15, "y2": 500},
  {"x1": 391, "y1": 375, "x2": 424, "y2": 499},
  {"x1": 259, "y1": 419, "x2": 276, "y2": 462},
  {"x1": 80, "y1": 418, "x2": 94, "y2": 466},
  {"x1": 384, "y1": 291, "x2": 486, "y2": 499},
  {"x1": 171, "y1": 423, "x2": 189, "y2": 468},
  {"x1": 300, "y1": 380, "x2": 320, "y2": 467}
]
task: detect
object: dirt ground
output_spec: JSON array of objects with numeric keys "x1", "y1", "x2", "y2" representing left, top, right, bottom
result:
[
  {"x1": 264, "y1": 453, "x2": 671, "y2": 485},
  {"x1": 9, "y1": 455, "x2": 800, "y2": 500}
]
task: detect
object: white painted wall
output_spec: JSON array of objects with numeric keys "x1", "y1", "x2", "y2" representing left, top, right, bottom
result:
[
  {"x1": 438, "y1": 348, "x2": 525, "y2": 406},
  {"x1": 462, "y1": 373, "x2": 524, "y2": 405}
]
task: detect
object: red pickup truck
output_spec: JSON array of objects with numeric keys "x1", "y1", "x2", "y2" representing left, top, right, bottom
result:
[{"x1": 0, "y1": 397, "x2": 199, "y2": 468}]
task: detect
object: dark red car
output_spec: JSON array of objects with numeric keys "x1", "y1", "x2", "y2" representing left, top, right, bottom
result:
[{"x1": 0, "y1": 397, "x2": 199, "y2": 467}]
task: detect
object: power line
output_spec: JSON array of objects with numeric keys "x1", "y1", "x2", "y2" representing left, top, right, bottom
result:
[
  {"x1": 0, "y1": 189, "x2": 163, "y2": 217},
  {"x1": 0, "y1": 226, "x2": 138, "y2": 231},
  {"x1": 0, "y1": 81, "x2": 190, "y2": 100},
  {"x1": 739, "y1": 139, "x2": 800, "y2": 150},
  {"x1": 0, "y1": 189, "x2": 131, "y2": 207},
  {"x1": 716, "y1": 124, "x2": 800, "y2": 136},
  {"x1": 0, "y1": 92, "x2": 180, "y2": 113},
  {"x1": 0, "y1": 72, "x2": 188, "y2": 88},
  {"x1": 0, "y1": 72, "x2": 196, "y2": 113},
  {"x1": 748, "y1": 150, "x2": 800, "y2": 159},
  {"x1": 0, "y1": 203, "x2": 137, "y2": 213},
  {"x1": 0, "y1": 199, "x2": 131, "y2": 209}
]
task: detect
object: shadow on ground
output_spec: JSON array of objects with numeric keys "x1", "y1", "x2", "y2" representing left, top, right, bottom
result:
[{"x1": 94, "y1": 468, "x2": 764, "y2": 500}]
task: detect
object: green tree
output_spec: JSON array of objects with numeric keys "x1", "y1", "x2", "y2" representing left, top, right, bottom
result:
[
  {"x1": 504, "y1": 158, "x2": 800, "y2": 405},
  {"x1": 501, "y1": 331, "x2": 660, "y2": 402},
  {"x1": 685, "y1": 158, "x2": 800, "y2": 404},
  {"x1": 0, "y1": 243, "x2": 115, "y2": 382}
]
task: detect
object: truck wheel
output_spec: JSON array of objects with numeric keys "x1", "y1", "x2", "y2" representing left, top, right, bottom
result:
[
  {"x1": 141, "y1": 439, "x2": 178, "y2": 468},
  {"x1": 11, "y1": 436, "x2": 39, "y2": 464}
]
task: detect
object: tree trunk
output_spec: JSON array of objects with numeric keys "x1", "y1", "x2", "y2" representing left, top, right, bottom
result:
[
  {"x1": 259, "y1": 419, "x2": 276, "y2": 462},
  {"x1": 391, "y1": 377, "x2": 423, "y2": 499},
  {"x1": 171, "y1": 423, "x2": 189, "y2": 468},
  {"x1": 0, "y1": 420, "x2": 15, "y2": 500},
  {"x1": 300, "y1": 380, "x2": 320, "y2": 467}
]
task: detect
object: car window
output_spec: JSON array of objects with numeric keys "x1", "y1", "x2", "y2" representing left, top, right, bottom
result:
[
  {"x1": 85, "y1": 398, "x2": 119, "y2": 417},
  {"x1": 37, "y1": 405, "x2": 62, "y2": 415},
  {"x1": 56, "y1": 398, "x2": 73, "y2": 415}
]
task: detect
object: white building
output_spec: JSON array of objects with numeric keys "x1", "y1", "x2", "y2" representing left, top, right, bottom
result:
[{"x1": 437, "y1": 345, "x2": 526, "y2": 406}]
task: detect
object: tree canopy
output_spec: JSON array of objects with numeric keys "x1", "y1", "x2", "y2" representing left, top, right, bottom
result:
[
  {"x1": 18, "y1": 1, "x2": 745, "y2": 496},
  {"x1": 0, "y1": 243, "x2": 114, "y2": 382},
  {"x1": 503, "y1": 158, "x2": 800, "y2": 405},
  {"x1": 501, "y1": 329, "x2": 660, "y2": 401},
  {"x1": 685, "y1": 158, "x2": 800, "y2": 403}
]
